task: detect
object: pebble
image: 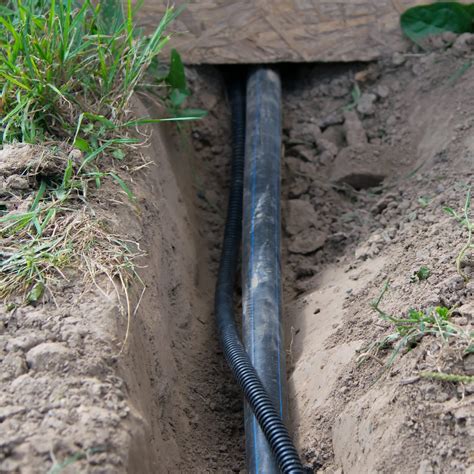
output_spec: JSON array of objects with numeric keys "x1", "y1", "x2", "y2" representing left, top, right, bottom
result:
[
  {"x1": 343, "y1": 110, "x2": 367, "y2": 147},
  {"x1": 5, "y1": 175, "x2": 30, "y2": 190},
  {"x1": 375, "y1": 85, "x2": 390, "y2": 99},
  {"x1": 392, "y1": 52, "x2": 406, "y2": 66},
  {"x1": 356, "y1": 93, "x2": 377, "y2": 116},
  {"x1": 453, "y1": 33, "x2": 474, "y2": 54},
  {"x1": 284, "y1": 199, "x2": 318, "y2": 236},
  {"x1": 26, "y1": 342, "x2": 73, "y2": 371},
  {"x1": 457, "y1": 303, "x2": 474, "y2": 318}
]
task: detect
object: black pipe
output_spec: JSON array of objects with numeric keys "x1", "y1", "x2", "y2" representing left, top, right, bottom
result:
[
  {"x1": 215, "y1": 72, "x2": 304, "y2": 473},
  {"x1": 242, "y1": 67, "x2": 286, "y2": 474}
]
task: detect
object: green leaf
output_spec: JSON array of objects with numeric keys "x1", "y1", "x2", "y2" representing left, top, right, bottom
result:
[
  {"x1": 30, "y1": 181, "x2": 47, "y2": 212},
  {"x1": 418, "y1": 196, "x2": 430, "y2": 208},
  {"x1": 109, "y1": 172, "x2": 135, "y2": 201},
  {"x1": 166, "y1": 48, "x2": 187, "y2": 92},
  {"x1": 177, "y1": 108, "x2": 208, "y2": 119},
  {"x1": 411, "y1": 266, "x2": 431, "y2": 282},
  {"x1": 169, "y1": 88, "x2": 189, "y2": 108},
  {"x1": 112, "y1": 149, "x2": 125, "y2": 160},
  {"x1": 26, "y1": 282, "x2": 45, "y2": 305},
  {"x1": 97, "y1": 0, "x2": 125, "y2": 35},
  {"x1": 62, "y1": 159, "x2": 74, "y2": 188},
  {"x1": 400, "y1": 3, "x2": 474, "y2": 43},
  {"x1": 73, "y1": 137, "x2": 91, "y2": 153},
  {"x1": 443, "y1": 206, "x2": 456, "y2": 217}
]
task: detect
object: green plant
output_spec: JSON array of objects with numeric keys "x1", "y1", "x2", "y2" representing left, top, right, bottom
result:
[
  {"x1": 163, "y1": 49, "x2": 206, "y2": 120},
  {"x1": 359, "y1": 282, "x2": 471, "y2": 368},
  {"x1": 0, "y1": 0, "x2": 199, "y2": 309},
  {"x1": 420, "y1": 371, "x2": 474, "y2": 384},
  {"x1": 344, "y1": 83, "x2": 361, "y2": 111},
  {"x1": 401, "y1": 2, "x2": 474, "y2": 44},
  {"x1": 444, "y1": 189, "x2": 473, "y2": 281},
  {"x1": 411, "y1": 266, "x2": 431, "y2": 282},
  {"x1": 418, "y1": 196, "x2": 430, "y2": 208}
]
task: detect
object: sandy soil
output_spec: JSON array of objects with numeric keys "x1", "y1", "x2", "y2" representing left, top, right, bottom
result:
[{"x1": 1, "y1": 33, "x2": 473, "y2": 474}]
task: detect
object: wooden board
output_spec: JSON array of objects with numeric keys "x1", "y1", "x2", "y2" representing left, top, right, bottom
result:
[{"x1": 136, "y1": 1, "x2": 468, "y2": 64}]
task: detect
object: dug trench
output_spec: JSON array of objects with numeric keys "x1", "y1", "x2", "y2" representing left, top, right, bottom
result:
[{"x1": 1, "y1": 39, "x2": 474, "y2": 473}]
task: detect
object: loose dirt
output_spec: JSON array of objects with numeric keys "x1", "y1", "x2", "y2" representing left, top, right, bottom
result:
[{"x1": 1, "y1": 34, "x2": 473, "y2": 474}]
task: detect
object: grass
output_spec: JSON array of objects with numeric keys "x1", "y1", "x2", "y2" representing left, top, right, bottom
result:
[
  {"x1": 358, "y1": 281, "x2": 472, "y2": 370},
  {"x1": 344, "y1": 83, "x2": 361, "y2": 111},
  {"x1": 444, "y1": 188, "x2": 473, "y2": 281},
  {"x1": 0, "y1": 0, "x2": 202, "y2": 343}
]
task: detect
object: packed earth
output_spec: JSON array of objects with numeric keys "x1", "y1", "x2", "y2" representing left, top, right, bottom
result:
[{"x1": 1, "y1": 30, "x2": 473, "y2": 474}]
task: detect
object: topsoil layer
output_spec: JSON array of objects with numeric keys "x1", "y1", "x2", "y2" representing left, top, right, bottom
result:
[{"x1": 1, "y1": 33, "x2": 474, "y2": 473}]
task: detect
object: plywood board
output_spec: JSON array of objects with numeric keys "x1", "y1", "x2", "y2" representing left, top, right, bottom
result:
[{"x1": 136, "y1": 1, "x2": 468, "y2": 64}]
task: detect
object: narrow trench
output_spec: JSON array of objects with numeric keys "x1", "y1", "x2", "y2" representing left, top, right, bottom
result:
[{"x1": 125, "y1": 61, "x2": 390, "y2": 472}]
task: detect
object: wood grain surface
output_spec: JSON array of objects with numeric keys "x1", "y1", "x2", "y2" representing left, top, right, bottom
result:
[{"x1": 136, "y1": 1, "x2": 469, "y2": 64}]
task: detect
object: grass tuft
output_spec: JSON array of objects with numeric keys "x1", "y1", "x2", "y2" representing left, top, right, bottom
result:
[
  {"x1": 444, "y1": 188, "x2": 473, "y2": 281},
  {"x1": 358, "y1": 281, "x2": 472, "y2": 369},
  {"x1": 0, "y1": 0, "x2": 203, "y2": 345}
]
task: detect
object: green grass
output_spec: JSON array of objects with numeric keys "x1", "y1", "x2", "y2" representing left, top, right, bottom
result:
[
  {"x1": 0, "y1": 0, "x2": 201, "y2": 316},
  {"x1": 0, "y1": 0, "x2": 181, "y2": 145},
  {"x1": 444, "y1": 189, "x2": 473, "y2": 281},
  {"x1": 358, "y1": 281, "x2": 472, "y2": 369}
]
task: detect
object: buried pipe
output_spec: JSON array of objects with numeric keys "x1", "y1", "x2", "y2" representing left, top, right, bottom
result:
[{"x1": 214, "y1": 69, "x2": 303, "y2": 473}]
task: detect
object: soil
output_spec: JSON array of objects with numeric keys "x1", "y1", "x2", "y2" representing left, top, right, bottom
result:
[{"x1": 1, "y1": 33, "x2": 473, "y2": 474}]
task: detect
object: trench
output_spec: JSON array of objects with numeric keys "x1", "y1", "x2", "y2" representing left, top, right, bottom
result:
[
  {"x1": 120, "y1": 63, "x2": 391, "y2": 472},
  {"x1": 117, "y1": 55, "x2": 471, "y2": 472},
  {"x1": 117, "y1": 64, "x2": 369, "y2": 472}
]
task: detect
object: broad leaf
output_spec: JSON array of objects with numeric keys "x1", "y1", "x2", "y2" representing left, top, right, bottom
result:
[{"x1": 401, "y1": 3, "x2": 474, "y2": 42}]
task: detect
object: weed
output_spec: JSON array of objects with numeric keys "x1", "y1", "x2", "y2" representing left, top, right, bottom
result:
[
  {"x1": 411, "y1": 266, "x2": 431, "y2": 282},
  {"x1": 344, "y1": 83, "x2": 361, "y2": 111},
  {"x1": 447, "y1": 60, "x2": 473, "y2": 86},
  {"x1": 359, "y1": 281, "x2": 471, "y2": 369},
  {"x1": 418, "y1": 196, "x2": 430, "y2": 208},
  {"x1": 48, "y1": 446, "x2": 104, "y2": 474},
  {"x1": 420, "y1": 371, "x2": 474, "y2": 384},
  {"x1": 0, "y1": 0, "x2": 201, "y2": 315},
  {"x1": 444, "y1": 189, "x2": 473, "y2": 281}
]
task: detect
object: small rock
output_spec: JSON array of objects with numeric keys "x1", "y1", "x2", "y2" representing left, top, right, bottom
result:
[
  {"x1": 371, "y1": 193, "x2": 397, "y2": 214},
  {"x1": 463, "y1": 353, "x2": 474, "y2": 376},
  {"x1": 343, "y1": 110, "x2": 367, "y2": 147},
  {"x1": 375, "y1": 85, "x2": 389, "y2": 99},
  {"x1": 1, "y1": 353, "x2": 28, "y2": 380},
  {"x1": 386, "y1": 115, "x2": 397, "y2": 127},
  {"x1": 316, "y1": 137, "x2": 338, "y2": 158},
  {"x1": 318, "y1": 112, "x2": 344, "y2": 129},
  {"x1": 417, "y1": 459, "x2": 434, "y2": 474},
  {"x1": 321, "y1": 125, "x2": 345, "y2": 150},
  {"x1": 392, "y1": 52, "x2": 406, "y2": 66},
  {"x1": 288, "y1": 229, "x2": 326, "y2": 255},
  {"x1": 331, "y1": 145, "x2": 389, "y2": 190},
  {"x1": 452, "y1": 316, "x2": 468, "y2": 326},
  {"x1": 356, "y1": 93, "x2": 377, "y2": 116},
  {"x1": 68, "y1": 149, "x2": 83, "y2": 163},
  {"x1": 354, "y1": 64, "x2": 380, "y2": 82},
  {"x1": 441, "y1": 31, "x2": 458, "y2": 44},
  {"x1": 0, "y1": 405, "x2": 26, "y2": 422},
  {"x1": 437, "y1": 274, "x2": 464, "y2": 292},
  {"x1": 457, "y1": 303, "x2": 474, "y2": 319},
  {"x1": 26, "y1": 342, "x2": 73, "y2": 371},
  {"x1": 288, "y1": 179, "x2": 310, "y2": 199},
  {"x1": 453, "y1": 33, "x2": 474, "y2": 54},
  {"x1": 284, "y1": 199, "x2": 318, "y2": 236},
  {"x1": 5, "y1": 175, "x2": 30, "y2": 190},
  {"x1": 6, "y1": 333, "x2": 45, "y2": 352}
]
